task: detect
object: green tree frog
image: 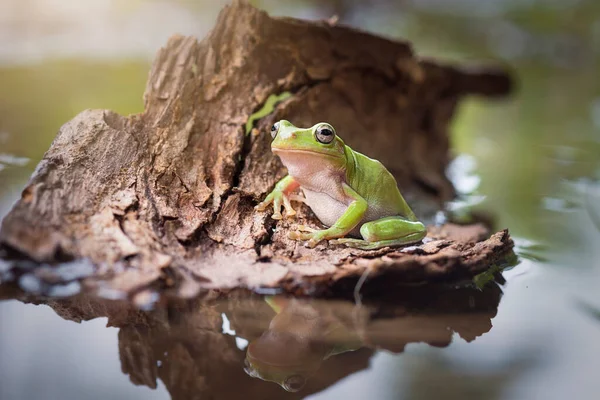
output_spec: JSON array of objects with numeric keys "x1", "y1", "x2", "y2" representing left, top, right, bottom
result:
[{"x1": 255, "y1": 120, "x2": 426, "y2": 250}]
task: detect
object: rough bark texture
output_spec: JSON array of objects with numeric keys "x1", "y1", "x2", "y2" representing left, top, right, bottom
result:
[
  {"x1": 0, "y1": 1, "x2": 513, "y2": 298},
  {"x1": 1, "y1": 282, "x2": 502, "y2": 399}
]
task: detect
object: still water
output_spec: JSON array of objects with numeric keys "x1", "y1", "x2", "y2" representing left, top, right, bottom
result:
[{"x1": 1, "y1": 1, "x2": 600, "y2": 399}]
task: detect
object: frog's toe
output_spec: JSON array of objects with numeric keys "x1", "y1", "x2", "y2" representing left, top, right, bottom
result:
[
  {"x1": 255, "y1": 194, "x2": 275, "y2": 211},
  {"x1": 271, "y1": 212, "x2": 283, "y2": 220},
  {"x1": 306, "y1": 238, "x2": 321, "y2": 248},
  {"x1": 288, "y1": 231, "x2": 299, "y2": 240},
  {"x1": 283, "y1": 205, "x2": 297, "y2": 218},
  {"x1": 282, "y1": 197, "x2": 297, "y2": 218},
  {"x1": 295, "y1": 225, "x2": 316, "y2": 232},
  {"x1": 288, "y1": 231, "x2": 313, "y2": 241},
  {"x1": 285, "y1": 210, "x2": 297, "y2": 218}
]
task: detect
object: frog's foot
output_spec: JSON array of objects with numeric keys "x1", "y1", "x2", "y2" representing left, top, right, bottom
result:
[
  {"x1": 329, "y1": 238, "x2": 372, "y2": 249},
  {"x1": 330, "y1": 233, "x2": 425, "y2": 251},
  {"x1": 255, "y1": 191, "x2": 298, "y2": 220},
  {"x1": 288, "y1": 225, "x2": 326, "y2": 248}
]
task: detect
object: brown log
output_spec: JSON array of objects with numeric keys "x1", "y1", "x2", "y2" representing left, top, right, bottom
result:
[{"x1": 0, "y1": 1, "x2": 514, "y2": 298}]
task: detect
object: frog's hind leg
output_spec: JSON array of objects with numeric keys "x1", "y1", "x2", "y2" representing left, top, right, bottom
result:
[{"x1": 330, "y1": 216, "x2": 426, "y2": 250}]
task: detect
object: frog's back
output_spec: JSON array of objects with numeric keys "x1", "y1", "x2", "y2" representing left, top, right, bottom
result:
[{"x1": 345, "y1": 146, "x2": 417, "y2": 222}]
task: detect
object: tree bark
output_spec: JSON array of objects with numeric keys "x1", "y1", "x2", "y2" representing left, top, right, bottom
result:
[{"x1": 0, "y1": 0, "x2": 514, "y2": 298}]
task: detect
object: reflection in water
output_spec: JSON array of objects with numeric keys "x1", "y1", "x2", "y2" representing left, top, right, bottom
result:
[
  {"x1": 0, "y1": 154, "x2": 29, "y2": 171},
  {"x1": 0, "y1": 282, "x2": 501, "y2": 398},
  {"x1": 243, "y1": 296, "x2": 364, "y2": 392}
]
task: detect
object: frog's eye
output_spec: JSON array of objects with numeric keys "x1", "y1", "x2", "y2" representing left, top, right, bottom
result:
[
  {"x1": 271, "y1": 122, "x2": 280, "y2": 139},
  {"x1": 315, "y1": 124, "x2": 335, "y2": 144},
  {"x1": 283, "y1": 375, "x2": 306, "y2": 392}
]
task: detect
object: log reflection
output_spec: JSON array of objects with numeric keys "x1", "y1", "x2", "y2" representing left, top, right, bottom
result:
[{"x1": 1, "y1": 282, "x2": 502, "y2": 399}]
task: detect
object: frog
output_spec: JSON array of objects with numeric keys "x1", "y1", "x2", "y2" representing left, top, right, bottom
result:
[
  {"x1": 255, "y1": 120, "x2": 426, "y2": 250},
  {"x1": 244, "y1": 296, "x2": 363, "y2": 392}
]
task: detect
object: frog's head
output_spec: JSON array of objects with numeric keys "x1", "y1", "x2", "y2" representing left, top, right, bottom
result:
[
  {"x1": 270, "y1": 120, "x2": 347, "y2": 173},
  {"x1": 244, "y1": 330, "x2": 323, "y2": 392}
]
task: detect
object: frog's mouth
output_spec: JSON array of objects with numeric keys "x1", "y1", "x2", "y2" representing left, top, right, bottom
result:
[{"x1": 272, "y1": 147, "x2": 344, "y2": 160}]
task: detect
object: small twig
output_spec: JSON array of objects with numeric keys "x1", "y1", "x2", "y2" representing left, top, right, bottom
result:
[
  {"x1": 352, "y1": 266, "x2": 371, "y2": 346},
  {"x1": 353, "y1": 266, "x2": 371, "y2": 306}
]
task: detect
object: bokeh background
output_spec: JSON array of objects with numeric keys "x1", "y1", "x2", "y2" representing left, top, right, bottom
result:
[{"x1": 1, "y1": 1, "x2": 600, "y2": 399}]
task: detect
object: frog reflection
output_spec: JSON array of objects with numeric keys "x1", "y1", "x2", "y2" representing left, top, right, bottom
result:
[
  {"x1": 242, "y1": 282, "x2": 503, "y2": 392},
  {"x1": 243, "y1": 296, "x2": 363, "y2": 392}
]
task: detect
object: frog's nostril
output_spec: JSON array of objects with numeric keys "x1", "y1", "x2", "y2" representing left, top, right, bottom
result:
[{"x1": 279, "y1": 129, "x2": 294, "y2": 139}]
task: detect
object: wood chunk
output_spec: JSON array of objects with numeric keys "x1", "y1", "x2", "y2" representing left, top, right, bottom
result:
[{"x1": 0, "y1": 1, "x2": 514, "y2": 298}]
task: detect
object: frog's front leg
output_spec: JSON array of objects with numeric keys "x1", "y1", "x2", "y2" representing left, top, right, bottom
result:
[
  {"x1": 255, "y1": 175, "x2": 302, "y2": 220},
  {"x1": 289, "y1": 184, "x2": 367, "y2": 248},
  {"x1": 330, "y1": 216, "x2": 426, "y2": 250}
]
